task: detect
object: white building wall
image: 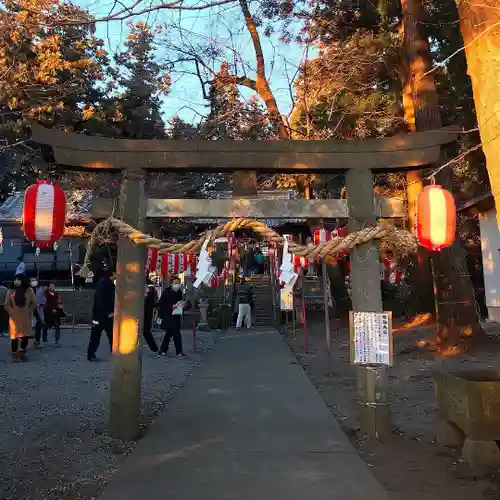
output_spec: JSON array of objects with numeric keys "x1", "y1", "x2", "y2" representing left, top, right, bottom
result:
[{"x1": 479, "y1": 208, "x2": 500, "y2": 322}]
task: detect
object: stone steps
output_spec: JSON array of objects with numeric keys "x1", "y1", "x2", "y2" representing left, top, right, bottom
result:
[
  {"x1": 206, "y1": 276, "x2": 276, "y2": 326},
  {"x1": 247, "y1": 276, "x2": 275, "y2": 325}
]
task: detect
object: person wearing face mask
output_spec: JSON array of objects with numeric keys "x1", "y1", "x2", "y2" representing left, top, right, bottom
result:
[
  {"x1": 157, "y1": 277, "x2": 186, "y2": 358},
  {"x1": 87, "y1": 270, "x2": 115, "y2": 362},
  {"x1": 31, "y1": 278, "x2": 46, "y2": 348},
  {"x1": 143, "y1": 280, "x2": 159, "y2": 352},
  {"x1": 43, "y1": 281, "x2": 64, "y2": 346},
  {"x1": 5, "y1": 274, "x2": 36, "y2": 361}
]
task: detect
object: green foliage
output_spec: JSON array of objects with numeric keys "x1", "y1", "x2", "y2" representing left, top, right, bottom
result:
[
  {"x1": 102, "y1": 22, "x2": 169, "y2": 139},
  {"x1": 0, "y1": 0, "x2": 109, "y2": 194},
  {"x1": 292, "y1": 31, "x2": 404, "y2": 140},
  {"x1": 200, "y1": 63, "x2": 275, "y2": 141}
]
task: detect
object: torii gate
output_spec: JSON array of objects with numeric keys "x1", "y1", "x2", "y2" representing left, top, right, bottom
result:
[{"x1": 31, "y1": 123, "x2": 458, "y2": 441}]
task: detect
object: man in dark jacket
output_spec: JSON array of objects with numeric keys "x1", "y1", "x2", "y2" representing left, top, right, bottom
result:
[
  {"x1": 157, "y1": 277, "x2": 186, "y2": 358},
  {"x1": 143, "y1": 280, "x2": 159, "y2": 352},
  {"x1": 87, "y1": 271, "x2": 115, "y2": 361},
  {"x1": 243, "y1": 245, "x2": 255, "y2": 278}
]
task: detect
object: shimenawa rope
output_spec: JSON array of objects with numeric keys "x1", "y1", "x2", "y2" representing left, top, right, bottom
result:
[{"x1": 82, "y1": 217, "x2": 417, "y2": 272}]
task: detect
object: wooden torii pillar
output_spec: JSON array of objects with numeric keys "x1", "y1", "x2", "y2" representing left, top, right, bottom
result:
[{"x1": 32, "y1": 123, "x2": 458, "y2": 441}]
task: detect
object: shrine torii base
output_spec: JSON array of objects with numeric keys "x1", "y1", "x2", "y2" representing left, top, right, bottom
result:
[{"x1": 32, "y1": 124, "x2": 458, "y2": 441}]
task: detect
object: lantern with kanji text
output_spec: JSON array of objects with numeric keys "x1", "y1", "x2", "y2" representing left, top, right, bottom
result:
[
  {"x1": 416, "y1": 185, "x2": 456, "y2": 251},
  {"x1": 23, "y1": 181, "x2": 66, "y2": 248}
]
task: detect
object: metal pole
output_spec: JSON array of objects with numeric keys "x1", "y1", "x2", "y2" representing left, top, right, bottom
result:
[
  {"x1": 322, "y1": 259, "x2": 331, "y2": 351},
  {"x1": 430, "y1": 256, "x2": 440, "y2": 323},
  {"x1": 270, "y1": 252, "x2": 277, "y2": 326},
  {"x1": 69, "y1": 241, "x2": 75, "y2": 290},
  {"x1": 302, "y1": 295, "x2": 308, "y2": 353}
]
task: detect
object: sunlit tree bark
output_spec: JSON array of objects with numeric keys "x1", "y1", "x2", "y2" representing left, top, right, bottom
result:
[
  {"x1": 401, "y1": 0, "x2": 435, "y2": 316},
  {"x1": 456, "y1": 0, "x2": 500, "y2": 229},
  {"x1": 401, "y1": 0, "x2": 481, "y2": 344}
]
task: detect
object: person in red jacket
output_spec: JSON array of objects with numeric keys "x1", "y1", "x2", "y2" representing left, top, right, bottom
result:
[{"x1": 43, "y1": 281, "x2": 63, "y2": 346}]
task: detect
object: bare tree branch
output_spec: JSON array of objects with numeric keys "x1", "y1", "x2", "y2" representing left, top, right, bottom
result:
[{"x1": 15, "y1": 0, "x2": 239, "y2": 25}]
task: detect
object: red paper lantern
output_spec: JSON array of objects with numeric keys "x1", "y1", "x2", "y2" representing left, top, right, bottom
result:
[
  {"x1": 23, "y1": 181, "x2": 66, "y2": 248},
  {"x1": 417, "y1": 185, "x2": 456, "y2": 251}
]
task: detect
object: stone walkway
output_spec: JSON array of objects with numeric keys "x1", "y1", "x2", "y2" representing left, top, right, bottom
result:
[{"x1": 99, "y1": 329, "x2": 391, "y2": 500}]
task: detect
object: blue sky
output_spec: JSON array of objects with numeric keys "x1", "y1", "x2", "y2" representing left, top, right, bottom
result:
[{"x1": 78, "y1": 0, "x2": 307, "y2": 124}]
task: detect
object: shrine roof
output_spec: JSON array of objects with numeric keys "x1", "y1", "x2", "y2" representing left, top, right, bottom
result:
[{"x1": 0, "y1": 190, "x2": 92, "y2": 224}]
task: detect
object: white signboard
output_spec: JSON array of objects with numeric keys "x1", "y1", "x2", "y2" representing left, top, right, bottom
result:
[
  {"x1": 349, "y1": 311, "x2": 393, "y2": 366},
  {"x1": 280, "y1": 288, "x2": 294, "y2": 311}
]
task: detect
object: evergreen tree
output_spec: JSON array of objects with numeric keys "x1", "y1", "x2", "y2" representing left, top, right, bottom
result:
[
  {"x1": 106, "y1": 22, "x2": 170, "y2": 139},
  {"x1": 167, "y1": 115, "x2": 199, "y2": 140}
]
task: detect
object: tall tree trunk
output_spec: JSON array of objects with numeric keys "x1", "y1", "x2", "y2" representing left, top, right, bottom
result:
[
  {"x1": 456, "y1": 0, "x2": 500, "y2": 228},
  {"x1": 401, "y1": 0, "x2": 481, "y2": 343},
  {"x1": 401, "y1": 0, "x2": 435, "y2": 317}
]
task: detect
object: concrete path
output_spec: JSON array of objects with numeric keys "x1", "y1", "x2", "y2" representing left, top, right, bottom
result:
[{"x1": 99, "y1": 329, "x2": 391, "y2": 500}]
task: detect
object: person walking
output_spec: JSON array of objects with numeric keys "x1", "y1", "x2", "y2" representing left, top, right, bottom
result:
[
  {"x1": 255, "y1": 249, "x2": 265, "y2": 274},
  {"x1": 0, "y1": 282, "x2": 9, "y2": 337},
  {"x1": 5, "y1": 274, "x2": 36, "y2": 361},
  {"x1": 143, "y1": 280, "x2": 159, "y2": 353},
  {"x1": 231, "y1": 279, "x2": 239, "y2": 326},
  {"x1": 43, "y1": 281, "x2": 63, "y2": 346},
  {"x1": 15, "y1": 256, "x2": 25, "y2": 276},
  {"x1": 87, "y1": 271, "x2": 115, "y2": 362},
  {"x1": 234, "y1": 277, "x2": 253, "y2": 330},
  {"x1": 31, "y1": 278, "x2": 46, "y2": 348},
  {"x1": 157, "y1": 277, "x2": 186, "y2": 358},
  {"x1": 243, "y1": 245, "x2": 255, "y2": 278},
  {"x1": 74, "y1": 264, "x2": 86, "y2": 290}
]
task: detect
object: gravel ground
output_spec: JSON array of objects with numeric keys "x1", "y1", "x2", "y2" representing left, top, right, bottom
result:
[
  {"x1": 286, "y1": 319, "x2": 500, "y2": 499},
  {"x1": 0, "y1": 326, "x2": 216, "y2": 500}
]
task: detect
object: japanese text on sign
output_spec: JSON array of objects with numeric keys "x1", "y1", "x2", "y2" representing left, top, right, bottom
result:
[{"x1": 350, "y1": 311, "x2": 392, "y2": 366}]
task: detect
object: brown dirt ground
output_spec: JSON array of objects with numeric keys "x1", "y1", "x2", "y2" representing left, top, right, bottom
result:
[{"x1": 285, "y1": 317, "x2": 500, "y2": 500}]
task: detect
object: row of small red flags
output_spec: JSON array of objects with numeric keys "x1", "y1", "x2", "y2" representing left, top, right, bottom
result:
[{"x1": 146, "y1": 249, "x2": 197, "y2": 276}]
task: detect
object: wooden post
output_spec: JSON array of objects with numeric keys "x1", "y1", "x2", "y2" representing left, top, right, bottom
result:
[
  {"x1": 322, "y1": 260, "x2": 331, "y2": 351},
  {"x1": 68, "y1": 241, "x2": 75, "y2": 290},
  {"x1": 302, "y1": 296, "x2": 308, "y2": 354},
  {"x1": 109, "y1": 170, "x2": 147, "y2": 441},
  {"x1": 346, "y1": 168, "x2": 391, "y2": 440}
]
